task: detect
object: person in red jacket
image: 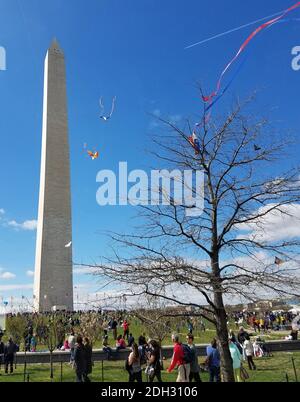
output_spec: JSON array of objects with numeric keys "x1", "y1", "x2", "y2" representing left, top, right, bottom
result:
[
  {"x1": 122, "y1": 319, "x2": 130, "y2": 341},
  {"x1": 167, "y1": 334, "x2": 190, "y2": 382},
  {"x1": 116, "y1": 335, "x2": 127, "y2": 351}
]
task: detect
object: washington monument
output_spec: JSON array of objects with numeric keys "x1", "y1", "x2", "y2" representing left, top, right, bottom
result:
[{"x1": 34, "y1": 39, "x2": 73, "y2": 312}]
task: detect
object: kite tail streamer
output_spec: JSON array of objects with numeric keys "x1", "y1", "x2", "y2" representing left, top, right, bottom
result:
[
  {"x1": 194, "y1": 54, "x2": 247, "y2": 131},
  {"x1": 202, "y1": 1, "x2": 300, "y2": 103},
  {"x1": 110, "y1": 96, "x2": 116, "y2": 116},
  {"x1": 205, "y1": 55, "x2": 248, "y2": 114}
]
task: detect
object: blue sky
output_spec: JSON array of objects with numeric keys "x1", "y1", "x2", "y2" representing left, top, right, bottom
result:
[{"x1": 0, "y1": 0, "x2": 300, "y2": 306}]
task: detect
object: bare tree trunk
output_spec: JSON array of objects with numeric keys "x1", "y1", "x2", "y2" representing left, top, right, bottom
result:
[
  {"x1": 211, "y1": 250, "x2": 235, "y2": 382},
  {"x1": 214, "y1": 292, "x2": 235, "y2": 382},
  {"x1": 50, "y1": 351, "x2": 53, "y2": 382}
]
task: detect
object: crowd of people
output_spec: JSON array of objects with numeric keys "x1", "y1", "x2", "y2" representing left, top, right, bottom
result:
[
  {"x1": 231, "y1": 310, "x2": 297, "y2": 333},
  {"x1": 0, "y1": 309, "x2": 299, "y2": 382},
  {"x1": 121, "y1": 327, "x2": 267, "y2": 383},
  {"x1": 0, "y1": 324, "x2": 280, "y2": 382},
  {"x1": 121, "y1": 332, "x2": 200, "y2": 383},
  {"x1": 101, "y1": 323, "x2": 275, "y2": 383}
]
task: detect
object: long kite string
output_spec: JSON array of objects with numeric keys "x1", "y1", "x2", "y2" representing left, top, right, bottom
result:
[
  {"x1": 202, "y1": 17, "x2": 300, "y2": 117},
  {"x1": 202, "y1": 1, "x2": 300, "y2": 103}
]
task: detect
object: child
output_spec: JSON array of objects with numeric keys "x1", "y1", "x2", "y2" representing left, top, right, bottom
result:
[
  {"x1": 61, "y1": 338, "x2": 70, "y2": 350},
  {"x1": 30, "y1": 334, "x2": 37, "y2": 352},
  {"x1": 253, "y1": 337, "x2": 263, "y2": 358}
]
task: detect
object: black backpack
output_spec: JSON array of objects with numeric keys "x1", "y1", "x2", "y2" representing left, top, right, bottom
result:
[
  {"x1": 138, "y1": 345, "x2": 147, "y2": 365},
  {"x1": 182, "y1": 344, "x2": 194, "y2": 364}
]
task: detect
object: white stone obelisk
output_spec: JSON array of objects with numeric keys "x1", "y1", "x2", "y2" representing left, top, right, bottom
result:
[{"x1": 34, "y1": 39, "x2": 73, "y2": 312}]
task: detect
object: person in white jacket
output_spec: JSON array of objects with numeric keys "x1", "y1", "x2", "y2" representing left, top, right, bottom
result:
[{"x1": 243, "y1": 339, "x2": 256, "y2": 370}]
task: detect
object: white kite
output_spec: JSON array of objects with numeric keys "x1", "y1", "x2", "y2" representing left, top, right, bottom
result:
[{"x1": 99, "y1": 96, "x2": 116, "y2": 121}]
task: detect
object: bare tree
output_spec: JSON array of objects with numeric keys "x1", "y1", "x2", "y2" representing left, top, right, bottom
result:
[
  {"x1": 131, "y1": 295, "x2": 181, "y2": 345},
  {"x1": 6, "y1": 315, "x2": 28, "y2": 348},
  {"x1": 87, "y1": 96, "x2": 300, "y2": 382},
  {"x1": 78, "y1": 312, "x2": 104, "y2": 347},
  {"x1": 39, "y1": 315, "x2": 65, "y2": 381}
]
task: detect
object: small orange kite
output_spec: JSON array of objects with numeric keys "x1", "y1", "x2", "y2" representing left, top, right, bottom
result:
[{"x1": 87, "y1": 150, "x2": 99, "y2": 160}]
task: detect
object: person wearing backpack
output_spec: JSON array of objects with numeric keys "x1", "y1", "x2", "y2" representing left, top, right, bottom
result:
[
  {"x1": 146, "y1": 340, "x2": 163, "y2": 382},
  {"x1": 206, "y1": 338, "x2": 221, "y2": 382},
  {"x1": 167, "y1": 334, "x2": 190, "y2": 382},
  {"x1": 127, "y1": 343, "x2": 143, "y2": 382},
  {"x1": 186, "y1": 334, "x2": 201, "y2": 382},
  {"x1": 137, "y1": 335, "x2": 148, "y2": 366}
]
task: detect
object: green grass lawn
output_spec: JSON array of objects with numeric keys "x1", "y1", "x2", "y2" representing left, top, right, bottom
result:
[{"x1": 1, "y1": 352, "x2": 299, "y2": 382}]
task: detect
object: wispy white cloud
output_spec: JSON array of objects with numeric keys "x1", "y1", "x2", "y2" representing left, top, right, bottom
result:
[
  {"x1": 168, "y1": 114, "x2": 182, "y2": 124},
  {"x1": 149, "y1": 109, "x2": 183, "y2": 129},
  {"x1": 8, "y1": 219, "x2": 38, "y2": 231},
  {"x1": 0, "y1": 284, "x2": 33, "y2": 292},
  {"x1": 236, "y1": 204, "x2": 300, "y2": 242},
  {"x1": 0, "y1": 267, "x2": 16, "y2": 280},
  {"x1": 73, "y1": 266, "x2": 99, "y2": 275},
  {"x1": 0, "y1": 209, "x2": 37, "y2": 230},
  {"x1": 0, "y1": 271, "x2": 16, "y2": 280},
  {"x1": 26, "y1": 270, "x2": 34, "y2": 277}
]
